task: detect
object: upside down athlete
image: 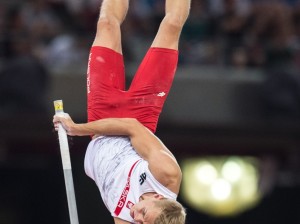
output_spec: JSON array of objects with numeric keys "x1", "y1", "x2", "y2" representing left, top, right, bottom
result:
[{"x1": 53, "y1": 0, "x2": 190, "y2": 223}]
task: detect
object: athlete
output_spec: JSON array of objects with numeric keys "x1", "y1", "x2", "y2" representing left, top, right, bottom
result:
[{"x1": 53, "y1": 0, "x2": 190, "y2": 223}]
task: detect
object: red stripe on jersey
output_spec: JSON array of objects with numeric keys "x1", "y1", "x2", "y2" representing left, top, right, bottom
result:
[{"x1": 114, "y1": 160, "x2": 141, "y2": 216}]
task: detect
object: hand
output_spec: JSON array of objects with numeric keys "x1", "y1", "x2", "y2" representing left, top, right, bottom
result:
[{"x1": 53, "y1": 113, "x2": 77, "y2": 136}]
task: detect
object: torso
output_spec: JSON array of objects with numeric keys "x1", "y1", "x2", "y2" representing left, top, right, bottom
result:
[{"x1": 84, "y1": 136, "x2": 177, "y2": 223}]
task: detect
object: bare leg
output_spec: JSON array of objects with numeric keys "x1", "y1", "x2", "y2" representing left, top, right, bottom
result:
[
  {"x1": 151, "y1": 0, "x2": 191, "y2": 50},
  {"x1": 93, "y1": 0, "x2": 129, "y2": 53},
  {"x1": 87, "y1": 0, "x2": 129, "y2": 123}
]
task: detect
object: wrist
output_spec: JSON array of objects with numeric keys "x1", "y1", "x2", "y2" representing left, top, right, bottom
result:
[
  {"x1": 73, "y1": 123, "x2": 91, "y2": 136},
  {"x1": 73, "y1": 123, "x2": 83, "y2": 136}
]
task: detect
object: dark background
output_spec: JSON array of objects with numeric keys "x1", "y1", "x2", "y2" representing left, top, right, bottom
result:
[{"x1": 1, "y1": 0, "x2": 300, "y2": 223}]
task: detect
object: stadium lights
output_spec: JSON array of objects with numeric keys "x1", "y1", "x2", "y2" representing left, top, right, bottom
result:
[{"x1": 181, "y1": 156, "x2": 261, "y2": 217}]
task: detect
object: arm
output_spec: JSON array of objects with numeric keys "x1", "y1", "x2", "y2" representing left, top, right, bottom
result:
[
  {"x1": 53, "y1": 115, "x2": 182, "y2": 194},
  {"x1": 53, "y1": 114, "x2": 139, "y2": 136}
]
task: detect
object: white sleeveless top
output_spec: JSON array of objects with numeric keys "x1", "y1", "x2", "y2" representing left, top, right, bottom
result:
[{"x1": 84, "y1": 136, "x2": 177, "y2": 223}]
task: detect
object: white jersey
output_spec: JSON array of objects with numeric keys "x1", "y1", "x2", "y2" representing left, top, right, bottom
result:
[{"x1": 84, "y1": 136, "x2": 177, "y2": 223}]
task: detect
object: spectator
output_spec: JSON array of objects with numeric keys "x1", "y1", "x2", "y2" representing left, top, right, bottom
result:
[
  {"x1": 248, "y1": 2, "x2": 294, "y2": 70},
  {"x1": 0, "y1": 4, "x2": 49, "y2": 116},
  {"x1": 1, "y1": 0, "x2": 300, "y2": 70}
]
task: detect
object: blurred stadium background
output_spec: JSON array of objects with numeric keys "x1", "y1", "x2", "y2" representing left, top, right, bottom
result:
[{"x1": 1, "y1": 0, "x2": 300, "y2": 223}]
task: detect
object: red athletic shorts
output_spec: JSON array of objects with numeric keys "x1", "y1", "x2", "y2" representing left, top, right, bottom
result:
[{"x1": 87, "y1": 46, "x2": 178, "y2": 133}]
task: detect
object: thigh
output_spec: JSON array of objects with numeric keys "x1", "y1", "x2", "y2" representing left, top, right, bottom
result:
[
  {"x1": 129, "y1": 47, "x2": 178, "y2": 96},
  {"x1": 93, "y1": 17, "x2": 123, "y2": 53},
  {"x1": 127, "y1": 48, "x2": 178, "y2": 132},
  {"x1": 150, "y1": 17, "x2": 182, "y2": 50},
  {"x1": 87, "y1": 46, "x2": 125, "y2": 122}
]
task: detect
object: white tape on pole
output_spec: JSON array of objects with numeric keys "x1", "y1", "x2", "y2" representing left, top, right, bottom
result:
[
  {"x1": 54, "y1": 100, "x2": 72, "y2": 170},
  {"x1": 57, "y1": 122, "x2": 72, "y2": 170}
]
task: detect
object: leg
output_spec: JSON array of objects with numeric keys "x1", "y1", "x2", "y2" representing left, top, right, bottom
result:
[
  {"x1": 93, "y1": 0, "x2": 129, "y2": 53},
  {"x1": 127, "y1": 47, "x2": 179, "y2": 133},
  {"x1": 126, "y1": 1, "x2": 190, "y2": 132},
  {"x1": 87, "y1": 0, "x2": 129, "y2": 122},
  {"x1": 130, "y1": 0, "x2": 191, "y2": 89},
  {"x1": 151, "y1": 0, "x2": 191, "y2": 50}
]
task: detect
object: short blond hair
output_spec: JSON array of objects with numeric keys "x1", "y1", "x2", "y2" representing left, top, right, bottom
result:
[{"x1": 153, "y1": 199, "x2": 186, "y2": 224}]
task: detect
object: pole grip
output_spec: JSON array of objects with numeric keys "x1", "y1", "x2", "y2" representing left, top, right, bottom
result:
[
  {"x1": 53, "y1": 100, "x2": 79, "y2": 224},
  {"x1": 54, "y1": 100, "x2": 71, "y2": 170}
]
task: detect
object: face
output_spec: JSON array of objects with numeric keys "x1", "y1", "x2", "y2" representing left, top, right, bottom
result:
[{"x1": 130, "y1": 197, "x2": 162, "y2": 224}]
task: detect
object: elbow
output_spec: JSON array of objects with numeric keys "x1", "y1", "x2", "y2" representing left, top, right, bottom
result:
[
  {"x1": 165, "y1": 165, "x2": 182, "y2": 187},
  {"x1": 164, "y1": 167, "x2": 182, "y2": 194},
  {"x1": 125, "y1": 118, "x2": 144, "y2": 135},
  {"x1": 177, "y1": 168, "x2": 183, "y2": 182},
  {"x1": 172, "y1": 167, "x2": 183, "y2": 184}
]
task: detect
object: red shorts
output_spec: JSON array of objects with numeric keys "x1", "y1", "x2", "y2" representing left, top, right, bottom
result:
[{"x1": 87, "y1": 46, "x2": 178, "y2": 133}]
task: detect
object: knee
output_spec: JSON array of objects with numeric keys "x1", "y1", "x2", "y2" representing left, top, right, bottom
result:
[
  {"x1": 96, "y1": 16, "x2": 120, "y2": 33},
  {"x1": 162, "y1": 14, "x2": 187, "y2": 34}
]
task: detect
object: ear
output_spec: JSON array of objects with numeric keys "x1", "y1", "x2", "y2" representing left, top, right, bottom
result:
[{"x1": 153, "y1": 194, "x2": 164, "y2": 200}]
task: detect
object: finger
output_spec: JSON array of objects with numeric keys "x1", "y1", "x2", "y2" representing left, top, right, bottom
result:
[
  {"x1": 54, "y1": 113, "x2": 68, "y2": 120},
  {"x1": 53, "y1": 120, "x2": 60, "y2": 126},
  {"x1": 53, "y1": 115, "x2": 61, "y2": 122}
]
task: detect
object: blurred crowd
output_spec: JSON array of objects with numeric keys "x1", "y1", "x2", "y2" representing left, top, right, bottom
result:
[
  {"x1": 0, "y1": 0, "x2": 300, "y2": 115},
  {"x1": 1, "y1": 0, "x2": 300, "y2": 69},
  {"x1": 183, "y1": 0, "x2": 300, "y2": 70}
]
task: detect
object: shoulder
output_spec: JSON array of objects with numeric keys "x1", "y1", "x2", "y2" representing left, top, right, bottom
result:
[{"x1": 147, "y1": 149, "x2": 182, "y2": 194}]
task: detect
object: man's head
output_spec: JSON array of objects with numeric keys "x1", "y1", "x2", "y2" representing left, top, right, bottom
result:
[{"x1": 130, "y1": 194, "x2": 186, "y2": 224}]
